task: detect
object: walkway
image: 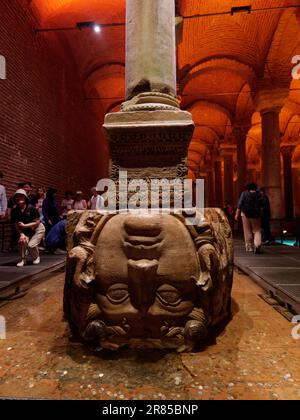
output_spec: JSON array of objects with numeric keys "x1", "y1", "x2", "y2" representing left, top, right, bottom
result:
[
  {"x1": 0, "y1": 252, "x2": 65, "y2": 301},
  {"x1": 0, "y1": 270, "x2": 299, "y2": 400},
  {"x1": 234, "y1": 240, "x2": 300, "y2": 314}
]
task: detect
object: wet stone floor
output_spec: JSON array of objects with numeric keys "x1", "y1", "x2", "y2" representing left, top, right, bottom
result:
[{"x1": 0, "y1": 269, "x2": 299, "y2": 400}]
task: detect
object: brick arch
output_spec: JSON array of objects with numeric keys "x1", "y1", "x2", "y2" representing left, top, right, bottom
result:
[{"x1": 179, "y1": 57, "x2": 257, "y2": 91}]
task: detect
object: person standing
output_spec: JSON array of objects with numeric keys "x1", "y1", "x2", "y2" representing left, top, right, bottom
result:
[
  {"x1": 260, "y1": 188, "x2": 272, "y2": 244},
  {"x1": 72, "y1": 191, "x2": 87, "y2": 210},
  {"x1": 0, "y1": 171, "x2": 7, "y2": 220},
  {"x1": 223, "y1": 201, "x2": 234, "y2": 230},
  {"x1": 36, "y1": 187, "x2": 46, "y2": 220},
  {"x1": 42, "y1": 188, "x2": 60, "y2": 234},
  {"x1": 11, "y1": 189, "x2": 45, "y2": 267},
  {"x1": 61, "y1": 191, "x2": 74, "y2": 218},
  {"x1": 87, "y1": 187, "x2": 98, "y2": 210},
  {"x1": 20, "y1": 182, "x2": 38, "y2": 206},
  {"x1": 235, "y1": 182, "x2": 263, "y2": 254}
]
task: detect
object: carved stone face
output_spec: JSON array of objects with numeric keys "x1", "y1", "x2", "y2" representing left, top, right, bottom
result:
[{"x1": 93, "y1": 213, "x2": 200, "y2": 338}]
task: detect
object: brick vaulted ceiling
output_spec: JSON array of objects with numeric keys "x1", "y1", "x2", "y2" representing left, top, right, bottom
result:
[{"x1": 26, "y1": 0, "x2": 300, "y2": 169}]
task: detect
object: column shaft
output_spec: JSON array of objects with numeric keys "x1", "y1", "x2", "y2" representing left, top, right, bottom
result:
[
  {"x1": 126, "y1": 0, "x2": 176, "y2": 99},
  {"x1": 282, "y1": 147, "x2": 295, "y2": 221},
  {"x1": 236, "y1": 134, "x2": 247, "y2": 195},
  {"x1": 261, "y1": 109, "x2": 283, "y2": 229},
  {"x1": 223, "y1": 154, "x2": 234, "y2": 205},
  {"x1": 206, "y1": 170, "x2": 215, "y2": 207},
  {"x1": 214, "y1": 161, "x2": 223, "y2": 208}
]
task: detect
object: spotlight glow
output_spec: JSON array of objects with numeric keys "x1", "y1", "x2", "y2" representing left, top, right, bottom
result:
[{"x1": 94, "y1": 24, "x2": 101, "y2": 33}]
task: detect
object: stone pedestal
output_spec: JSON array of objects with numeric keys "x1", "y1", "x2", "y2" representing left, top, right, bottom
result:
[{"x1": 103, "y1": 108, "x2": 194, "y2": 184}]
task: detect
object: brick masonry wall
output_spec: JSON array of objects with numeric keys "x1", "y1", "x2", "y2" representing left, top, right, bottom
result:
[{"x1": 0, "y1": 0, "x2": 109, "y2": 207}]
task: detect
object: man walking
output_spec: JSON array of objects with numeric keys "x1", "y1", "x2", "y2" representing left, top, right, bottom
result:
[{"x1": 235, "y1": 183, "x2": 263, "y2": 254}]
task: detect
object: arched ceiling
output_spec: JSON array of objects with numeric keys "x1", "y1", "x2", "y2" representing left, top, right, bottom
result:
[{"x1": 28, "y1": 0, "x2": 300, "y2": 173}]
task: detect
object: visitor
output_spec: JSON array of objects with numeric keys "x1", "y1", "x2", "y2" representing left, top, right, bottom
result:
[
  {"x1": 61, "y1": 191, "x2": 74, "y2": 218},
  {"x1": 73, "y1": 191, "x2": 87, "y2": 210},
  {"x1": 11, "y1": 189, "x2": 45, "y2": 267},
  {"x1": 87, "y1": 187, "x2": 98, "y2": 210},
  {"x1": 45, "y1": 219, "x2": 67, "y2": 254},
  {"x1": 36, "y1": 187, "x2": 46, "y2": 220},
  {"x1": 42, "y1": 188, "x2": 60, "y2": 234},
  {"x1": 20, "y1": 182, "x2": 38, "y2": 206},
  {"x1": 0, "y1": 170, "x2": 7, "y2": 220},
  {"x1": 260, "y1": 188, "x2": 272, "y2": 245},
  {"x1": 235, "y1": 182, "x2": 263, "y2": 254},
  {"x1": 223, "y1": 201, "x2": 234, "y2": 230}
]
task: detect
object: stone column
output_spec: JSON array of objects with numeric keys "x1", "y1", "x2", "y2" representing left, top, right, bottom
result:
[
  {"x1": 233, "y1": 126, "x2": 250, "y2": 196},
  {"x1": 206, "y1": 169, "x2": 215, "y2": 207},
  {"x1": 281, "y1": 145, "x2": 296, "y2": 221},
  {"x1": 221, "y1": 146, "x2": 236, "y2": 206},
  {"x1": 255, "y1": 86, "x2": 288, "y2": 233},
  {"x1": 126, "y1": 0, "x2": 176, "y2": 100},
  {"x1": 103, "y1": 0, "x2": 194, "y2": 201},
  {"x1": 293, "y1": 167, "x2": 300, "y2": 217},
  {"x1": 247, "y1": 167, "x2": 257, "y2": 184},
  {"x1": 260, "y1": 108, "x2": 283, "y2": 229},
  {"x1": 214, "y1": 160, "x2": 223, "y2": 208},
  {"x1": 200, "y1": 172, "x2": 209, "y2": 208}
]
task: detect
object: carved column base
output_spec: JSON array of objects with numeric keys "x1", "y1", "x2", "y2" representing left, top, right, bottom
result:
[
  {"x1": 64, "y1": 208, "x2": 233, "y2": 352},
  {"x1": 103, "y1": 107, "x2": 194, "y2": 182}
]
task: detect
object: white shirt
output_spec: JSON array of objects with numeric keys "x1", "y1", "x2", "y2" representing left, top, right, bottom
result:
[
  {"x1": 89, "y1": 195, "x2": 98, "y2": 210},
  {"x1": 0, "y1": 184, "x2": 7, "y2": 215},
  {"x1": 96, "y1": 195, "x2": 105, "y2": 210}
]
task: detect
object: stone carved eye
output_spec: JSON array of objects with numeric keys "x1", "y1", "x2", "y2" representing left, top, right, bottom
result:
[
  {"x1": 156, "y1": 284, "x2": 182, "y2": 307},
  {"x1": 106, "y1": 284, "x2": 129, "y2": 304}
]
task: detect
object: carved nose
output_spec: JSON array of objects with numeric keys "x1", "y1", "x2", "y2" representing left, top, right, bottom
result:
[{"x1": 127, "y1": 259, "x2": 158, "y2": 314}]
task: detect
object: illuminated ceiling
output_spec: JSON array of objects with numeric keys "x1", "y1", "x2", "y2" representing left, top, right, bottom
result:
[{"x1": 27, "y1": 0, "x2": 300, "y2": 168}]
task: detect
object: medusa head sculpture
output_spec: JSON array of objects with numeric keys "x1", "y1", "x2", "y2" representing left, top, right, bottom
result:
[{"x1": 64, "y1": 208, "x2": 233, "y2": 351}]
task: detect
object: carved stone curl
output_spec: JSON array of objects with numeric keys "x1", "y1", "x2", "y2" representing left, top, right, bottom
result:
[{"x1": 64, "y1": 208, "x2": 233, "y2": 352}]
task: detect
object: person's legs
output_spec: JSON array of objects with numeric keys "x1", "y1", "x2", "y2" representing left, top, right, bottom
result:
[
  {"x1": 252, "y1": 218, "x2": 262, "y2": 251},
  {"x1": 242, "y1": 215, "x2": 254, "y2": 251},
  {"x1": 28, "y1": 224, "x2": 45, "y2": 261},
  {"x1": 17, "y1": 235, "x2": 29, "y2": 266}
]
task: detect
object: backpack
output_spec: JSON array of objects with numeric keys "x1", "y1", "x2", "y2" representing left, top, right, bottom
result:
[{"x1": 242, "y1": 191, "x2": 262, "y2": 219}]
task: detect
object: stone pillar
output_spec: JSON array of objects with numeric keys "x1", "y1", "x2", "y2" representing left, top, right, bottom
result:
[
  {"x1": 214, "y1": 160, "x2": 223, "y2": 208},
  {"x1": 233, "y1": 126, "x2": 250, "y2": 196},
  {"x1": 206, "y1": 169, "x2": 215, "y2": 207},
  {"x1": 293, "y1": 167, "x2": 300, "y2": 218},
  {"x1": 221, "y1": 146, "x2": 236, "y2": 206},
  {"x1": 260, "y1": 108, "x2": 283, "y2": 229},
  {"x1": 247, "y1": 167, "x2": 257, "y2": 184},
  {"x1": 281, "y1": 145, "x2": 296, "y2": 221},
  {"x1": 255, "y1": 86, "x2": 288, "y2": 234},
  {"x1": 200, "y1": 172, "x2": 209, "y2": 208},
  {"x1": 103, "y1": 0, "x2": 194, "y2": 191},
  {"x1": 126, "y1": 0, "x2": 176, "y2": 100}
]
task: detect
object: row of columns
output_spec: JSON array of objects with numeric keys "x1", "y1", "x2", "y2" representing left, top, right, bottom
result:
[{"x1": 204, "y1": 108, "x2": 298, "y2": 233}]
